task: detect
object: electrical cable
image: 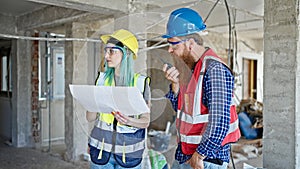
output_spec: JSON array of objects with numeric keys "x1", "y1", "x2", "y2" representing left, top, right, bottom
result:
[
  {"x1": 230, "y1": 144, "x2": 236, "y2": 169},
  {"x1": 203, "y1": 0, "x2": 220, "y2": 23},
  {"x1": 231, "y1": 9, "x2": 241, "y2": 104},
  {"x1": 232, "y1": 9, "x2": 237, "y2": 68},
  {"x1": 145, "y1": 0, "x2": 200, "y2": 31},
  {"x1": 203, "y1": 0, "x2": 262, "y2": 19},
  {"x1": 0, "y1": 33, "x2": 101, "y2": 42},
  {"x1": 224, "y1": 0, "x2": 232, "y2": 68},
  {"x1": 0, "y1": 32, "x2": 172, "y2": 54},
  {"x1": 224, "y1": 1, "x2": 237, "y2": 169}
]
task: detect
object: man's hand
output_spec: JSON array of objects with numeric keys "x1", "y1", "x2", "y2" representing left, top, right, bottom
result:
[
  {"x1": 186, "y1": 152, "x2": 205, "y2": 169},
  {"x1": 163, "y1": 65, "x2": 180, "y2": 94}
]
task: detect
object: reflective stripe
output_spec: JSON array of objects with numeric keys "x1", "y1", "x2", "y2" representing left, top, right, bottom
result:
[
  {"x1": 193, "y1": 56, "x2": 224, "y2": 116},
  {"x1": 177, "y1": 110, "x2": 208, "y2": 123},
  {"x1": 228, "y1": 118, "x2": 239, "y2": 134},
  {"x1": 94, "y1": 119, "x2": 139, "y2": 133},
  {"x1": 136, "y1": 74, "x2": 146, "y2": 93},
  {"x1": 179, "y1": 118, "x2": 240, "y2": 144},
  {"x1": 94, "y1": 118, "x2": 113, "y2": 131},
  {"x1": 180, "y1": 134, "x2": 203, "y2": 144},
  {"x1": 96, "y1": 72, "x2": 105, "y2": 86},
  {"x1": 177, "y1": 102, "x2": 235, "y2": 124},
  {"x1": 89, "y1": 137, "x2": 145, "y2": 154}
]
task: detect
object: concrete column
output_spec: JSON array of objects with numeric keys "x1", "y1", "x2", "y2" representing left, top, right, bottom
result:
[
  {"x1": 65, "y1": 22, "x2": 90, "y2": 161},
  {"x1": 11, "y1": 31, "x2": 33, "y2": 147},
  {"x1": 64, "y1": 23, "x2": 74, "y2": 160},
  {"x1": 65, "y1": 18, "x2": 114, "y2": 161},
  {"x1": 263, "y1": 0, "x2": 300, "y2": 168}
]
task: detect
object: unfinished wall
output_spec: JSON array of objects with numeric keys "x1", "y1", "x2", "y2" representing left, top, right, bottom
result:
[
  {"x1": 0, "y1": 14, "x2": 16, "y2": 35},
  {"x1": 263, "y1": 0, "x2": 300, "y2": 168}
]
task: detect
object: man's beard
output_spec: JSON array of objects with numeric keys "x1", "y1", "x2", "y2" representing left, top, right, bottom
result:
[{"x1": 173, "y1": 48, "x2": 194, "y2": 86}]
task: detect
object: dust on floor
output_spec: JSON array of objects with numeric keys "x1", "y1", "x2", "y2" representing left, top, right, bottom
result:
[{"x1": 0, "y1": 138, "x2": 89, "y2": 169}]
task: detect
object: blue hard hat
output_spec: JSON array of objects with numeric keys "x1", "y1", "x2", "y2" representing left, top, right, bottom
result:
[{"x1": 162, "y1": 8, "x2": 206, "y2": 38}]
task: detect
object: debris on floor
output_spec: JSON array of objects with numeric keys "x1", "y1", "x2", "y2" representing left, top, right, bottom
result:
[
  {"x1": 243, "y1": 163, "x2": 261, "y2": 169},
  {"x1": 230, "y1": 139, "x2": 263, "y2": 168}
]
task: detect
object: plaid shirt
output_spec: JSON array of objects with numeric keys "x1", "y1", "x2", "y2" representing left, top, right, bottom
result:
[{"x1": 165, "y1": 60, "x2": 234, "y2": 164}]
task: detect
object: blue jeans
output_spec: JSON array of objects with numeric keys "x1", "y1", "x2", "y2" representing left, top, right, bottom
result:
[
  {"x1": 90, "y1": 154, "x2": 141, "y2": 169},
  {"x1": 171, "y1": 160, "x2": 228, "y2": 169}
]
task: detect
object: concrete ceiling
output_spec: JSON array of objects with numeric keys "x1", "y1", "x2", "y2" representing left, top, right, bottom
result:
[{"x1": 0, "y1": 0, "x2": 264, "y2": 39}]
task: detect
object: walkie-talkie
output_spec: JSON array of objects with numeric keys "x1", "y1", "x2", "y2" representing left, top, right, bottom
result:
[{"x1": 159, "y1": 58, "x2": 173, "y2": 70}]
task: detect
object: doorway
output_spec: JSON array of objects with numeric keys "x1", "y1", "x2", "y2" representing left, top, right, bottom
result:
[
  {"x1": 0, "y1": 40, "x2": 12, "y2": 141},
  {"x1": 39, "y1": 33, "x2": 65, "y2": 149},
  {"x1": 243, "y1": 58, "x2": 257, "y2": 100}
]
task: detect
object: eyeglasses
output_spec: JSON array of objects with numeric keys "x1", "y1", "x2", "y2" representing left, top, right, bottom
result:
[
  {"x1": 104, "y1": 46, "x2": 122, "y2": 55},
  {"x1": 167, "y1": 39, "x2": 187, "y2": 49}
]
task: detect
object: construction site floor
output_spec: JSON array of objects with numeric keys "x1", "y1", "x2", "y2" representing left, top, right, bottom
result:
[{"x1": 0, "y1": 136, "x2": 262, "y2": 169}]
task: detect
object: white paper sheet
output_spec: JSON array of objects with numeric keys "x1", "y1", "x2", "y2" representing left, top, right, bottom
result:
[{"x1": 69, "y1": 84, "x2": 150, "y2": 115}]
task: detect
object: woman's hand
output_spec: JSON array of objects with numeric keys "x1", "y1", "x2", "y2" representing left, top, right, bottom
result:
[
  {"x1": 112, "y1": 111, "x2": 130, "y2": 125},
  {"x1": 112, "y1": 111, "x2": 150, "y2": 128}
]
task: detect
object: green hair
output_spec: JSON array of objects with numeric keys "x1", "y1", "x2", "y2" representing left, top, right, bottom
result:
[{"x1": 104, "y1": 46, "x2": 134, "y2": 86}]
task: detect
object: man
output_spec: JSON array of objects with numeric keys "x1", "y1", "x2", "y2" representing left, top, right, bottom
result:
[{"x1": 162, "y1": 8, "x2": 241, "y2": 169}]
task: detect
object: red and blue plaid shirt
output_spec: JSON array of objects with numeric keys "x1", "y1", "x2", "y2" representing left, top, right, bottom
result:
[{"x1": 165, "y1": 60, "x2": 234, "y2": 164}]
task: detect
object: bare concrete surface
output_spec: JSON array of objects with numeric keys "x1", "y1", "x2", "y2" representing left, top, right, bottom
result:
[
  {"x1": 0, "y1": 134, "x2": 262, "y2": 169},
  {"x1": 229, "y1": 155, "x2": 263, "y2": 169},
  {"x1": 0, "y1": 137, "x2": 89, "y2": 169}
]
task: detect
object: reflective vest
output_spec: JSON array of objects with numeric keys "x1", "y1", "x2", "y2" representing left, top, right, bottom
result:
[
  {"x1": 88, "y1": 72, "x2": 149, "y2": 167},
  {"x1": 176, "y1": 49, "x2": 241, "y2": 155}
]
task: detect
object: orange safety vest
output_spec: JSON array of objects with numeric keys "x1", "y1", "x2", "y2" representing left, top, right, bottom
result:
[{"x1": 176, "y1": 49, "x2": 241, "y2": 155}]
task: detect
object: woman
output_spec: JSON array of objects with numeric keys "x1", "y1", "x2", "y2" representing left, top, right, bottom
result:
[{"x1": 86, "y1": 29, "x2": 151, "y2": 169}]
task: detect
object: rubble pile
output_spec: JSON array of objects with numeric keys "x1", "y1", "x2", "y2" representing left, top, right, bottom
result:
[
  {"x1": 230, "y1": 139, "x2": 263, "y2": 165},
  {"x1": 228, "y1": 98, "x2": 264, "y2": 167}
]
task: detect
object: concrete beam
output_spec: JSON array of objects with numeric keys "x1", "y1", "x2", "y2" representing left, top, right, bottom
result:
[
  {"x1": 27, "y1": 0, "x2": 128, "y2": 15},
  {"x1": 17, "y1": 6, "x2": 107, "y2": 31},
  {"x1": 0, "y1": 14, "x2": 16, "y2": 34},
  {"x1": 135, "y1": 0, "x2": 197, "y2": 8}
]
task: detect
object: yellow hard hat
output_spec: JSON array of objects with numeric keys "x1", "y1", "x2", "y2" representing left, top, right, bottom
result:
[{"x1": 101, "y1": 29, "x2": 139, "y2": 59}]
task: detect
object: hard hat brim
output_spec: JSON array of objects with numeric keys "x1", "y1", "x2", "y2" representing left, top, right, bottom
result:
[
  {"x1": 161, "y1": 34, "x2": 172, "y2": 39},
  {"x1": 100, "y1": 34, "x2": 111, "y2": 44},
  {"x1": 162, "y1": 27, "x2": 207, "y2": 39}
]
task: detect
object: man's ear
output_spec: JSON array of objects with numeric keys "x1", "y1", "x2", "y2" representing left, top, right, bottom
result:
[{"x1": 188, "y1": 38, "x2": 196, "y2": 50}]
